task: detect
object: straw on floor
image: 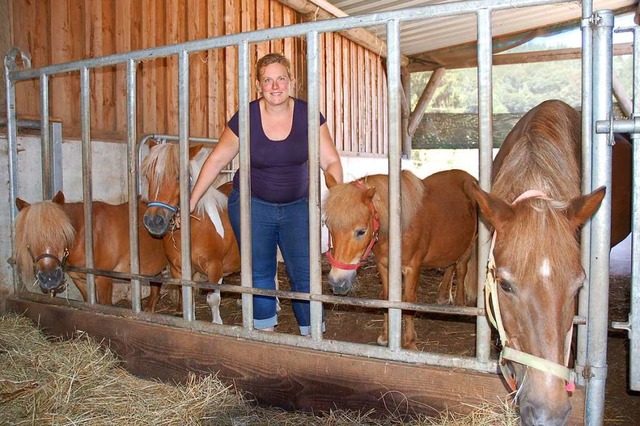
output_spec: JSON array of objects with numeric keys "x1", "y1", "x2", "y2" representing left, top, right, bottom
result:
[{"x1": 0, "y1": 313, "x2": 518, "y2": 425}]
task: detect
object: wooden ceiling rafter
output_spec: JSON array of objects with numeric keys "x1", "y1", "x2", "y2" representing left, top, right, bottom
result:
[{"x1": 278, "y1": 0, "x2": 410, "y2": 66}]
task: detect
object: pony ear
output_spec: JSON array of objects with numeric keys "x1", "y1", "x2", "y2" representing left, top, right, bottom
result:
[
  {"x1": 464, "y1": 180, "x2": 514, "y2": 230},
  {"x1": 566, "y1": 186, "x2": 606, "y2": 228},
  {"x1": 325, "y1": 172, "x2": 338, "y2": 189},
  {"x1": 52, "y1": 191, "x2": 65, "y2": 204},
  {"x1": 189, "y1": 144, "x2": 204, "y2": 160},
  {"x1": 15, "y1": 197, "x2": 30, "y2": 211}
]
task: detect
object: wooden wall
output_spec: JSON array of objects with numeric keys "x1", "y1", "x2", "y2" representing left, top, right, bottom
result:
[{"x1": 9, "y1": 0, "x2": 388, "y2": 155}]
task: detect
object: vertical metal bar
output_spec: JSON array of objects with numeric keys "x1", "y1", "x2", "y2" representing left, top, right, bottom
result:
[
  {"x1": 51, "y1": 121, "x2": 63, "y2": 194},
  {"x1": 238, "y1": 41, "x2": 254, "y2": 330},
  {"x1": 587, "y1": 9, "x2": 614, "y2": 425},
  {"x1": 5, "y1": 49, "x2": 24, "y2": 293},
  {"x1": 386, "y1": 19, "x2": 402, "y2": 351},
  {"x1": 475, "y1": 8, "x2": 493, "y2": 363},
  {"x1": 307, "y1": 30, "x2": 324, "y2": 340},
  {"x1": 80, "y1": 66, "x2": 96, "y2": 305},
  {"x1": 178, "y1": 51, "x2": 194, "y2": 321},
  {"x1": 126, "y1": 59, "x2": 142, "y2": 313},
  {"x1": 40, "y1": 74, "x2": 52, "y2": 199},
  {"x1": 577, "y1": 0, "x2": 594, "y2": 385},
  {"x1": 627, "y1": 25, "x2": 640, "y2": 392}
]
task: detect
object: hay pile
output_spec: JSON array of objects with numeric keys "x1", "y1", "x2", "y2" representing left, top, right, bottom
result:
[{"x1": 0, "y1": 314, "x2": 518, "y2": 425}]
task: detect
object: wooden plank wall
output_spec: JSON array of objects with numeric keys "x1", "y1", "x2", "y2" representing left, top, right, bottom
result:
[{"x1": 9, "y1": 0, "x2": 388, "y2": 155}]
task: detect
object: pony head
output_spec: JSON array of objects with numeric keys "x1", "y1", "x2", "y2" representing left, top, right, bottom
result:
[
  {"x1": 466, "y1": 180, "x2": 605, "y2": 425},
  {"x1": 323, "y1": 171, "x2": 423, "y2": 295},
  {"x1": 14, "y1": 191, "x2": 75, "y2": 295},
  {"x1": 141, "y1": 142, "x2": 204, "y2": 237}
]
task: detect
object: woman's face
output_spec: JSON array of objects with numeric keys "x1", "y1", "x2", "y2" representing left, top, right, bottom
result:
[{"x1": 257, "y1": 63, "x2": 293, "y2": 106}]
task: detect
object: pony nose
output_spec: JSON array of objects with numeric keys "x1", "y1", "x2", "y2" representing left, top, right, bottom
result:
[
  {"x1": 37, "y1": 268, "x2": 65, "y2": 293},
  {"x1": 143, "y1": 213, "x2": 168, "y2": 237},
  {"x1": 519, "y1": 399, "x2": 571, "y2": 426},
  {"x1": 328, "y1": 270, "x2": 356, "y2": 295}
]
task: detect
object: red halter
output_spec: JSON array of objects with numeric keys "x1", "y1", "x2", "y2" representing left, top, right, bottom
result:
[{"x1": 325, "y1": 180, "x2": 380, "y2": 270}]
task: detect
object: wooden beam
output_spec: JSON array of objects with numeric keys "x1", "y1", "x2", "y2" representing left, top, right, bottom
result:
[
  {"x1": 408, "y1": 67, "x2": 445, "y2": 136},
  {"x1": 277, "y1": 0, "x2": 409, "y2": 67},
  {"x1": 613, "y1": 74, "x2": 632, "y2": 118},
  {"x1": 408, "y1": 43, "x2": 634, "y2": 73}
]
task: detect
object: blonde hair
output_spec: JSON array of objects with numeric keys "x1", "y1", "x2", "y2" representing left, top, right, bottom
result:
[{"x1": 256, "y1": 53, "x2": 292, "y2": 79}]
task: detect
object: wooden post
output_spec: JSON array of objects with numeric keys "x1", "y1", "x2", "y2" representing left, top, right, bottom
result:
[{"x1": 408, "y1": 67, "x2": 446, "y2": 136}]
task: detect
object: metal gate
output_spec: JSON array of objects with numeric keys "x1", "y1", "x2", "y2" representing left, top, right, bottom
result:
[{"x1": 4, "y1": 1, "x2": 638, "y2": 424}]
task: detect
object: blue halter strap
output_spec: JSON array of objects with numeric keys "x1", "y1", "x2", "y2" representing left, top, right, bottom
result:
[{"x1": 147, "y1": 201, "x2": 178, "y2": 215}]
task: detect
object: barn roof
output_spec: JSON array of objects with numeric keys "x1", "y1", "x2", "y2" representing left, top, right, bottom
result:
[{"x1": 310, "y1": 0, "x2": 638, "y2": 71}]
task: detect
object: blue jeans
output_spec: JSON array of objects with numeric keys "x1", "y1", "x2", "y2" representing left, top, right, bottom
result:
[{"x1": 228, "y1": 189, "x2": 323, "y2": 335}]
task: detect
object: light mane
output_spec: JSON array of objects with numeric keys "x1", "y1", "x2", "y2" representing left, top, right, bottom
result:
[
  {"x1": 324, "y1": 170, "x2": 425, "y2": 236},
  {"x1": 493, "y1": 101, "x2": 581, "y2": 203},
  {"x1": 14, "y1": 201, "x2": 76, "y2": 280}
]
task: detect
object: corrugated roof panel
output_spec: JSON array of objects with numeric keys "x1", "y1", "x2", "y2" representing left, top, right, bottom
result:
[{"x1": 325, "y1": 0, "x2": 637, "y2": 56}]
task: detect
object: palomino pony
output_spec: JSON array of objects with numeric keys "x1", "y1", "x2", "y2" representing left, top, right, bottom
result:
[
  {"x1": 465, "y1": 99, "x2": 631, "y2": 425},
  {"x1": 324, "y1": 169, "x2": 478, "y2": 350},
  {"x1": 14, "y1": 191, "x2": 168, "y2": 305},
  {"x1": 141, "y1": 142, "x2": 240, "y2": 324}
]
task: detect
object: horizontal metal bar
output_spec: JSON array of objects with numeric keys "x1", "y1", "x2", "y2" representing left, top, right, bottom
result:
[
  {"x1": 64, "y1": 265, "x2": 484, "y2": 317},
  {"x1": 0, "y1": 117, "x2": 57, "y2": 130},
  {"x1": 145, "y1": 134, "x2": 219, "y2": 145},
  {"x1": 595, "y1": 117, "x2": 640, "y2": 134}
]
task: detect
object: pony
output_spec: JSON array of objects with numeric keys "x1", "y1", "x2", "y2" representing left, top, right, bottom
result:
[
  {"x1": 324, "y1": 169, "x2": 478, "y2": 350},
  {"x1": 14, "y1": 191, "x2": 168, "y2": 305},
  {"x1": 141, "y1": 142, "x2": 240, "y2": 324},
  {"x1": 464, "y1": 99, "x2": 631, "y2": 425}
]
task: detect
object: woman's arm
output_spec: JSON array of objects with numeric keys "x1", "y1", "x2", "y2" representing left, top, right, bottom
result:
[
  {"x1": 319, "y1": 123, "x2": 343, "y2": 185},
  {"x1": 189, "y1": 125, "x2": 240, "y2": 212}
]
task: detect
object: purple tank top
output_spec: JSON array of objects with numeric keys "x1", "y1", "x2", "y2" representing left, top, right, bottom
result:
[{"x1": 228, "y1": 98, "x2": 326, "y2": 203}]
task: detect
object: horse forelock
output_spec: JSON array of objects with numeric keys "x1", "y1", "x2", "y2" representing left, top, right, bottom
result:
[
  {"x1": 323, "y1": 180, "x2": 371, "y2": 231},
  {"x1": 499, "y1": 199, "x2": 580, "y2": 289},
  {"x1": 14, "y1": 201, "x2": 76, "y2": 278},
  {"x1": 141, "y1": 144, "x2": 180, "y2": 199}
]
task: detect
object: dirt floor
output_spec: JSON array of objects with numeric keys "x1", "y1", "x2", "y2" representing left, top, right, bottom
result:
[{"x1": 145, "y1": 255, "x2": 639, "y2": 425}]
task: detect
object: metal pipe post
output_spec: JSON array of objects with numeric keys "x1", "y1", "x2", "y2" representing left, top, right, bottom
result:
[{"x1": 586, "y1": 9, "x2": 614, "y2": 425}]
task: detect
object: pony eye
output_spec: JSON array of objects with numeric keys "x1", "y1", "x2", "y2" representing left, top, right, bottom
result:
[
  {"x1": 355, "y1": 228, "x2": 367, "y2": 238},
  {"x1": 499, "y1": 279, "x2": 514, "y2": 293}
]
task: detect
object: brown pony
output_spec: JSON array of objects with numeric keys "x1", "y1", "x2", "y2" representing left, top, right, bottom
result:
[
  {"x1": 465, "y1": 99, "x2": 631, "y2": 425},
  {"x1": 324, "y1": 169, "x2": 478, "y2": 350},
  {"x1": 14, "y1": 191, "x2": 168, "y2": 305},
  {"x1": 141, "y1": 143, "x2": 240, "y2": 323}
]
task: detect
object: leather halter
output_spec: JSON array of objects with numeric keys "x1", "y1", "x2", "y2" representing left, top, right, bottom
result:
[
  {"x1": 325, "y1": 180, "x2": 380, "y2": 270},
  {"x1": 485, "y1": 190, "x2": 576, "y2": 393},
  {"x1": 28, "y1": 246, "x2": 70, "y2": 271}
]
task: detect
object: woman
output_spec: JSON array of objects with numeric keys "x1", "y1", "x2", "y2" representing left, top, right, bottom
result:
[{"x1": 189, "y1": 53, "x2": 343, "y2": 335}]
